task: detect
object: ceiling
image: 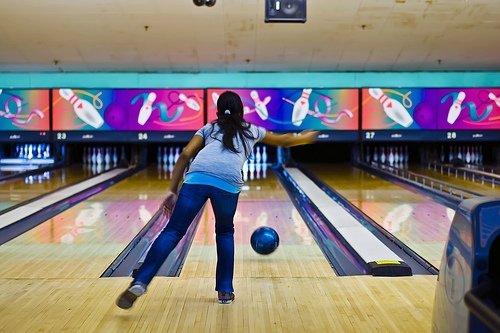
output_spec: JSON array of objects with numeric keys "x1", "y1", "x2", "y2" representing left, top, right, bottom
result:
[{"x1": 0, "y1": 0, "x2": 499, "y2": 73}]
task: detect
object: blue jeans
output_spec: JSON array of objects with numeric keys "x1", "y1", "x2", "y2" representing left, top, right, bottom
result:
[{"x1": 134, "y1": 183, "x2": 239, "y2": 292}]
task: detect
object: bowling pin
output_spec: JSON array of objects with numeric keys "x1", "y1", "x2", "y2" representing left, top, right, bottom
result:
[
  {"x1": 380, "y1": 147, "x2": 386, "y2": 164},
  {"x1": 242, "y1": 159, "x2": 249, "y2": 181},
  {"x1": 179, "y1": 93, "x2": 201, "y2": 111},
  {"x1": 96, "y1": 147, "x2": 103, "y2": 165},
  {"x1": 388, "y1": 147, "x2": 394, "y2": 166},
  {"x1": 138, "y1": 92, "x2": 157, "y2": 125},
  {"x1": 90, "y1": 147, "x2": 96, "y2": 165},
  {"x1": 174, "y1": 147, "x2": 180, "y2": 164},
  {"x1": 163, "y1": 147, "x2": 168, "y2": 165},
  {"x1": 59, "y1": 89, "x2": 104, "y2": 129},
  {"x1": 250, "y1": 90, "x2": 271, "y2": 121},
  {"x1": 292, "y1": 88, "x2": 312, "y2": 126},
  {"x1": 82, "y1": 147, "x2": 87, "y2": 164},
  {"x1": 440, "y1": 145, "x2": 445, "y2": 163},
  {"x1": 465, "y1": 146, "x2": 471, "y2": 164},
  {"x1": 168, "y1": 147, "x2": 175, "y2": 165},
  {"x1": 373, "y1": 146, "x2": 378, "y2": 163},
  {"x1": 112, "y1": 146, "x2": 118, "y2": 166},
  {"x1": 104, "y1": 147, "x2": 111, "y2": 165},
  {"x1": 157, "y1": 146, "x2": 162, "y2": 165},
  {"x1": 255, "y1": 146, "x2": 261, "y2": 164},
  {"x1": 488, "y1": 92, "x2": 500, "y2": 107},
  {"x1": 262, "y1": 146, "x2": 268, "y2": 164},
  {"x1": 368, "y1": 88, "x2": 413, "y2": 128},
  {"x1": 45, "y1": 144, "x2": 50, "y2": 158},
  {"x1": 249, "y1": 158, "x2": 255, "y2": 181},
  {"x1": 447, "y1": 91, "x2": 466, "y2": 124},
  {"x1": 365, "y1": 146, "x2": 371, "y2": 163},
  {"x1": 27, "y1": 144, "x2": 33, "y2": 159}
]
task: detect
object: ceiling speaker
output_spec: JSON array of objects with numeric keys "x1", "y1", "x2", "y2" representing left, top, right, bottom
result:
[{"x1": 265, "y1": 0, "x2": 306, "y2": 23}]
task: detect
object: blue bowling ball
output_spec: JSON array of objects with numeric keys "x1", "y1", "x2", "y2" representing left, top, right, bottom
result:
[{"x1": 250, "y1": 227, "x2": 279, "y2": 255}]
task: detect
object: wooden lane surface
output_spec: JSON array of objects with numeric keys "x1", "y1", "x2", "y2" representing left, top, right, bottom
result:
[
  {"x1": 306, "y1": 163, "x2": 452, "y2": 268},
  {"x1": 0, "y1": 166, "x2": 439, "y2": 332},
  {"x1": 0, "y1": 275, "x2": 436, "y2": 333},
  {"x1": 0, "y1": 165, "x2": 170, "y2": 279},
  {"x1": 181, "y1": 170, "x2": 335, "y2": 280},
  {"x1": 408, "y1": 164, "x2": 500, "y2": 197},
  {"x1": 0, "y1": 165, "x2": 94, "y2": 211}
]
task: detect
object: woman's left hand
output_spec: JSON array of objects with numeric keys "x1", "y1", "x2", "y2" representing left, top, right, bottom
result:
[{"x1": 161, "y1": 191, "x2": 178, "y2": 219}]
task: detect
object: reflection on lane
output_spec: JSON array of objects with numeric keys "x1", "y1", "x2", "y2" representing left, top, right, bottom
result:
[
  {"x1": 307, "y1": 163, "x2": 453, "y2": 268},
  {"x1": 0, "y1": 165, "x2": 169, "y2": 279},
  {"x1": 181, "y1": 170, "x2": 334, "y2": 279},
  {"x1": 0, "y1": 165, "x2": 100, "y2": 212}
]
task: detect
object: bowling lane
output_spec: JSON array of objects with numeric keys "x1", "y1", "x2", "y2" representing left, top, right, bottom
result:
[
  {"x1": 181, "y1": 167, "x2": 335, "y2": 279},
  {"x1": 407, "y1": 164, "x2": 500, "y2": 197},
  {"x1": 0, "y1": 165, "x2": 98, "y2": 212},
  {"x1": 306, "y1": 163, "x2": 453, "y2": 268},
  {"x1": 0, "y1": 165, "x2": 170, "y2": 279}
]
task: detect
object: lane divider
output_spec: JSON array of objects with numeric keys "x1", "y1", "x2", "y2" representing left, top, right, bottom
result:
[{"x1": 285, "y1": 167, "x2": 412, "y2": 277}]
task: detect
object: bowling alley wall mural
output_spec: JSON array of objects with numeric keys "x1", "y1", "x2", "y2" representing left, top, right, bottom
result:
[
  {"x1": 0, "y1": 89, "x2": 50, "y2": 140},
  {"x1": 207, "y1": 88, "x2": 359, "y2": 140},
  {"x1": 362, "y1": 88, "x2": 500, "y2": 137},
  {"x1": 52, "y1": 88, "x2": 204, "y2": 141}
]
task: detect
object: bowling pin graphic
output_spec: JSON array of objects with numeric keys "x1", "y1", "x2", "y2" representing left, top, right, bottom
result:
[
  {"x1": 59, "y1": 89, "x2": 104, "y2": 129},
  {"x1": 368, "y1": 88, "x2": 413, "y2": 128},
  {"x1": 488, "y1": 92, "x2": 500, "y2": 107},
  {"x1": 250, "y1": 90, "x2": 271, "y2": 121},
  {"x1": 138, "y1": 92, "x2": 157, "y2": 125},
  {"x1": 447, "y1": 91, "x2": 466, "y2": 125},
  {"x1": 212, "y1": 92, "x2": 219, "y2": 105},
  {"x1": 179, "y1": 93, "x2": 201, "y2": 111},
  {"x1": 292, "y1": 88, "x2": 312, "y2": 126}
]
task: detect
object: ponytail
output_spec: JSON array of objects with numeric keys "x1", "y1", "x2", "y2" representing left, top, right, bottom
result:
[{"x1": 212, "y1": 91, "x2": 256, "y2": 156}]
